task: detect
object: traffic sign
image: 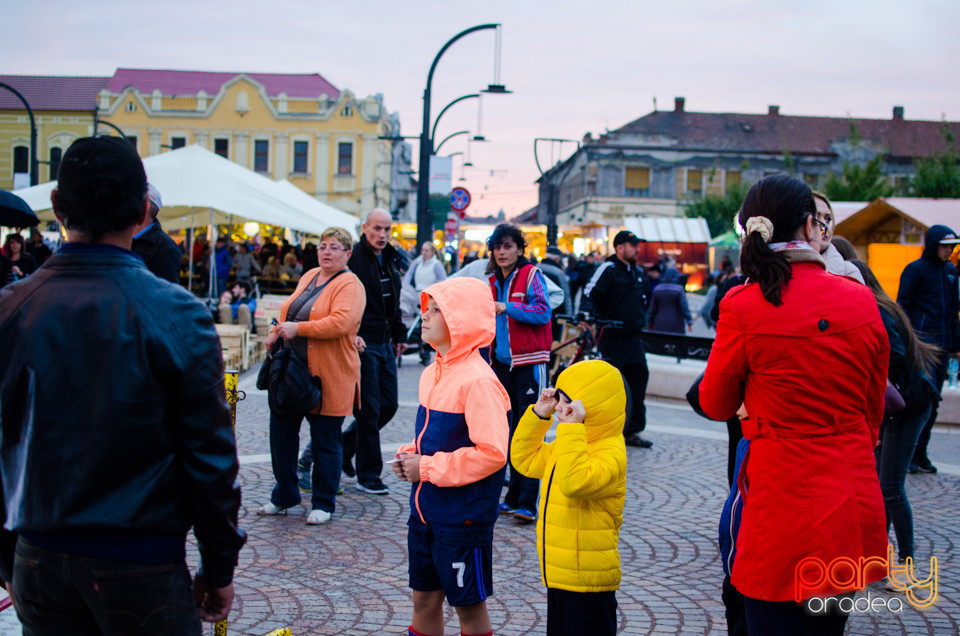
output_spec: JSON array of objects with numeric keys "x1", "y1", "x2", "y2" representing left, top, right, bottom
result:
[{"x1": 450, "y1": 187, "x2": 471, "y2": 212}]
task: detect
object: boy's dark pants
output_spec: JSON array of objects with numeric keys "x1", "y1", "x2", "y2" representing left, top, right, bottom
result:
[
  {"x1": 491, "y1": 361, "x2": 540, "y2": 512},
  {"x1": 547, "y1": 588, "x2": 617, "y2": 636}
]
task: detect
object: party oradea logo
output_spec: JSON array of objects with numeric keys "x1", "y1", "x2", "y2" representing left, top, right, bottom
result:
[{"x1": 795, "y1": 545, "x2": 937, "y2": 613}]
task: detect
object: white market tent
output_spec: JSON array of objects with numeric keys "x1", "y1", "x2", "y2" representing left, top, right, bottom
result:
[
  {"x1": 270, "y1": 179, "x2": 361, "y2": 238},
  {"x1": 623, "y1": 216, "x2": 712, "y2": 243},
  {"x1": 14, "y1": 144, "x2": 358, "y2": 239}
]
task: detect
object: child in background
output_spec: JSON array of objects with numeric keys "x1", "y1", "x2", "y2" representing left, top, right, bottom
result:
[
  {"x1": 393, "y1": 277, "x2": 511, "y2": 636},
  {"x1": 511, "y1": 360, "x2": 628, "y2": 636}
]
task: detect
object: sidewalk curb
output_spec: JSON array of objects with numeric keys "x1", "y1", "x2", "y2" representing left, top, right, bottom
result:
[{"x1": 644, "y1": 355, "x2": 960, "y2": 427}]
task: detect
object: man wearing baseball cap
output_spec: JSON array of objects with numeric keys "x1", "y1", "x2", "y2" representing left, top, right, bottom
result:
[
  {"x1": 584, "y1": 230, "x2": 654, "y2": 448},
  {"x1": 132, "y1": 182, "x2": 182, "y2": 284},
  {"x1": 897, "y1": 224, "x2": 960, "y2": 473}
]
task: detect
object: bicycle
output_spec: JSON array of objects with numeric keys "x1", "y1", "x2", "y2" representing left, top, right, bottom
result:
[{"x1": 550, "y1": 313, "x2": 624, "y2": 385}]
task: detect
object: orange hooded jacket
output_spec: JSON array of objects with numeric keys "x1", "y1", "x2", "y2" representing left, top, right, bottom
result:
[{"x1": 398, "y1": 277, "x2": 511, "y2": 527}]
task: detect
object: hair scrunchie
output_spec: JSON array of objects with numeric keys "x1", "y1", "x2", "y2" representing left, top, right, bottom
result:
[{"x1": 745, "y1": 216, "x2": 774, "y2": 243}]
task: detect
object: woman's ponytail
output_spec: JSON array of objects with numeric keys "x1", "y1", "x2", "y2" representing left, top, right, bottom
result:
[{"x1": 737, "y1": 175, "x2": 816, "y2": 306}]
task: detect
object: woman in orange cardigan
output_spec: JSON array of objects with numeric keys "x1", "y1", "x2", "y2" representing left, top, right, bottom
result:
[{"x1": 257, "y1": 227, "x2": 366, "y2": 525}]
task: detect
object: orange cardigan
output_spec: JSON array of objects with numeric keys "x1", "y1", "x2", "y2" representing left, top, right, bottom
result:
[{"x1": 278, "y1": 268, "x2": 366, "y2": 417}]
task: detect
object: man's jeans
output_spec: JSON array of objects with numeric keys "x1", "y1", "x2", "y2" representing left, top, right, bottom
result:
[
  {"x1": 599, "y1": 336, "x2": 649, "y2": 437},
  {"x1": 876, "y1": 403, "x2": 932, "y2": 561},
  {"x1": 270, "y1": 411, "x2": 345, "y2": 513},
  {"x1": 913, "y1": 355, "x2": 947, "y2": 464},
  {"x1": 11, "y1": 538, "x2": 200, "y2": 635},
  {"x1": 343, "y1": 342, "x2": 398, "y2": 482}
]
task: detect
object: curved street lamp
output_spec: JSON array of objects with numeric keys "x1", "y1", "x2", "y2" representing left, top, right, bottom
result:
[
  {"x1": 416, "y1": 24, "x2": 508, "y2": 250},
  {"x1": 534, "y1": 138, "x2": 581, "y2": 247},
  {"x1": 0, "y1": 82, "x2": 38, "y2": 186}
]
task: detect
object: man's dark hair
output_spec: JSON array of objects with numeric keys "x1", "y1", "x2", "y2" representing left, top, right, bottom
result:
[
  {"x1": 55, "y1": 137, "x2": 147, "y2": 240},
  {"x1": 486, "y1": 223, "x2": 526, "y2": 253}
]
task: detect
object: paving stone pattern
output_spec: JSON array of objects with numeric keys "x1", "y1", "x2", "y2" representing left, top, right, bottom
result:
[{"x1": 207, "y1": 365, "x2": 960, "y2": 636}]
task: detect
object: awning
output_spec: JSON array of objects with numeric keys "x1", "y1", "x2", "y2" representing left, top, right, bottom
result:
[
  {"x1": 623, "y1": 216, "x2": 711, "y2": 243},
  {"x1": 14, "y1": 145, "x2": 358, "y2": 238}
]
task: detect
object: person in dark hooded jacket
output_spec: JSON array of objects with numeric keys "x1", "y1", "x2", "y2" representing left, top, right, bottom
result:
[
  {"x1": 647, "y1": 268, "x2": 693, "y2": 334},
  {"x1": 896, "y1": 224, "x2": 960, "y2": 474}
]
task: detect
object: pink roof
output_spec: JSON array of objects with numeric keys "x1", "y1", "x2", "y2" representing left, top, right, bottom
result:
[
  {"x1": 0, "y1": 75, "x2": 109, "y2": 111},
  {"x1": 107, "y1": 68, "x2": 338, "y2": 99},
  {"x1": 881, "y1": 197, "x2": 960, "y2": 229}
]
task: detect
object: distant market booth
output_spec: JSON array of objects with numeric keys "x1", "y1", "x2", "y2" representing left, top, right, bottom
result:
[
  {"x1": 834, "y1": 197, "x2": 960, "y2": 298},
  {"x1": 622, "y1": 216, "x2": 712, "y2": 289}
]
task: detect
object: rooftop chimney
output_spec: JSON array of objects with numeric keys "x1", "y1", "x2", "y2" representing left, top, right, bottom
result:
[
  {"x1": 768, "y1": 105, "x2": 780, "y2": 116},
  {"x1": 674, "y1": 97, "x2": 685, "y2": 113},
  {"x1": 893, "y1": 106, "x2": 904, "y2": 120}
]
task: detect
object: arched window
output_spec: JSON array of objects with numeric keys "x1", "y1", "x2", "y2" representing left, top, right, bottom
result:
[
  {"x1": 13, "y1": 146, "x2": 29, "y2": 175},
  {"x1": 49, "y1": 147, "x2": 62, "y2": 180}
]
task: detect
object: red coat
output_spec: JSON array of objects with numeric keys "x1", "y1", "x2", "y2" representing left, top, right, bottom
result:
[{"x1": 700, "y1": 262, "x2": 889, "y2": 601}]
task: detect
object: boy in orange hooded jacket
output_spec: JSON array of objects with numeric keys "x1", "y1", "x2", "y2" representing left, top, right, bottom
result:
[{"x1": 393, "y1": 277, "x2": 511, "y2": 636}]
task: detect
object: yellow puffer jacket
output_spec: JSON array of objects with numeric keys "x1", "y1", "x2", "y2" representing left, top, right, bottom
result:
[{"x1": 510, "y1": 360, "x2": 627, "y2": 592}]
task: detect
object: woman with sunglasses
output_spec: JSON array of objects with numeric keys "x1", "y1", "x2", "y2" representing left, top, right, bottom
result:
[
  {"x1": 698, "y1": 175, "x2": 888, "y2": 635},
  {"x1": 811, "y1": 191, "x2": 865, "y2": 283}
]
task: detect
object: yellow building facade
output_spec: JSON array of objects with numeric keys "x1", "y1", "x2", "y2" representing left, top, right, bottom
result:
[
  {"x1": 1, "y1": 75, "x2": 107, "y2": 191},
  {"x1": 97, "y1": 69, "x2": 394, "y2": 216},
  {"x1": 2, "y1": 71, "x2": 399, "y2": 219}
]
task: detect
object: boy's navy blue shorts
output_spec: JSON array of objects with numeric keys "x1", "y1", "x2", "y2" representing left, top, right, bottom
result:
[{"x1": 407, "y1": 518, "x2": 494, "y2": 607}]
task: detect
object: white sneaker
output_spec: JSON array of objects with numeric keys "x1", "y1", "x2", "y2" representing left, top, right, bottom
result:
[
  {"x1": 256, "y1": 502, "x2": 289, "y2": 515},
  {"x1": 306, "y1": 509, "x2": 332, "y2": 525}
]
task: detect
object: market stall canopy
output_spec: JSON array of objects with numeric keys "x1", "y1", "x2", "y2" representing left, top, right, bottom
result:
[
  {"x1": 835, "y1": 197, "x2": 960, "y2": 244},
  {"x1": 14, "y1": 145, "x2": 357, "y2": 237},
  {"x1": 623, "y1": 216, "x2": 711, "y2": 243},
  {"x1": 710, "y1": 231, "x2": 740, "y2": 247}
]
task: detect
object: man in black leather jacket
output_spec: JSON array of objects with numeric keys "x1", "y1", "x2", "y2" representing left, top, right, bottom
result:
[
  {"x1": 0, "y1": 137, "x2": 245, "y2": 632},
  {"x1": 586, "y1": 231, "x2": 654, "y2": 448},
  {"x1": 340, "y1": 208, "x2": 408, "y2": 494}
]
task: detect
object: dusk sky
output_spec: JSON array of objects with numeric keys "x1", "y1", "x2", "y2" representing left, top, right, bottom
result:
[{"x1": 4, "y1": 0, "x2": 959, "y2": 219}]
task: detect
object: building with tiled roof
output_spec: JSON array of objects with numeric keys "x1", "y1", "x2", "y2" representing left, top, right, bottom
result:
[
  {"x1": 2, "y1": 69, "x2": 414, "y2": 219},
  {"x1": 1, "y1": 75, "x2": 110, "y2": 187},
  {"x1": 534, "y1": 97, "x2": 960, "y2": 255}
]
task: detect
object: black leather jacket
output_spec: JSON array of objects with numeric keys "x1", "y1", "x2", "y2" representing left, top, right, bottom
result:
[
  {"x1": 0, "y1": 244, "x2": 245, "y2": 586},
  {"x1": 348, "y1": 235, "x2": 406, "y2": 345},
  {"x1": 132, "y1": 218, "x2": 182, "y2": 284}
]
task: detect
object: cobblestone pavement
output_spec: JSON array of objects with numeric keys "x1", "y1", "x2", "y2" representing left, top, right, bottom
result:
[
  {"x1": 3, "y1": 359, "x2": 956, "y2": 635},
  {"x1": 208, "y1": 359, "x2": 960, "y2": 636}
]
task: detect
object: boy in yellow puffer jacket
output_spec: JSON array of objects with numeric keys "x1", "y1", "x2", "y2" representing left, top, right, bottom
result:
[{"x1": 511, "y1": 359, "x2": 627, "y2": 636}]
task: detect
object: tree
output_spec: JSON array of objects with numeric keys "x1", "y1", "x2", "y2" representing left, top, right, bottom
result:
[
  {"x1": 910, "y1": 124, "x2": 960, "y2": 197},
  {"x1": 684, "y1": 182, "x2": 749, "y2": 237},
  {"x1": 822, "y1": 154, "x2": 894, "y2": 201}
]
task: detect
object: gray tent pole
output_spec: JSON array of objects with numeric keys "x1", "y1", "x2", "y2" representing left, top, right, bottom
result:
[
  {"x1": 208, "y1": 208, "x2": 216, "y2": 299},
  {"x1": 186, "y1": 227, "x2": 194, "y2": 293}
]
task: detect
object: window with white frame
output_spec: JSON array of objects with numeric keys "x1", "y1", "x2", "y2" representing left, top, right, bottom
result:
[{"x1": 293, "y1": 140, "x2": 309, "y2": 174}]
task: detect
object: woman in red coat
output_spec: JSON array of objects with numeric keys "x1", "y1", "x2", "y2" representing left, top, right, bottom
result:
[{"x1": 699, "y1": 175, "x2": 889, "y2": 636}]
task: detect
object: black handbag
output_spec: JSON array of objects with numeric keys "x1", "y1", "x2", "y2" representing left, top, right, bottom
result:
[
  {"x1": 255, "y1": 269, "x2": 346, "y2": 415},
  {"x1": 257, "y1": 340, "x2": 322, "y2": 415}
]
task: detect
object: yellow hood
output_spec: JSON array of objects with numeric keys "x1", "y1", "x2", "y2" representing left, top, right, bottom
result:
[{"x1": 555, "y1": 360, "x2": 626, "y2": 443}]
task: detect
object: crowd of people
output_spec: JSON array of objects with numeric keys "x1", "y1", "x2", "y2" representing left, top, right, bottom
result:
[{"x1": 0, "y1": 137, "x2": 957, "y2": 636}]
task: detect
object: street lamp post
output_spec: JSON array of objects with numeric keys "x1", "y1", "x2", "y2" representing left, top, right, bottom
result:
[
  {"x1": 0, "y1": 82, "x2": 38, "y2": 186},
  {"x1": 534, "y1": 138, "x2": 581, "y2": 248},
  {"x1": 92, "y1": 108, "x2": 129, "y2": 140},
  {"x1": 416, "y1": 23, "x2": 504, "y2": 251}
]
